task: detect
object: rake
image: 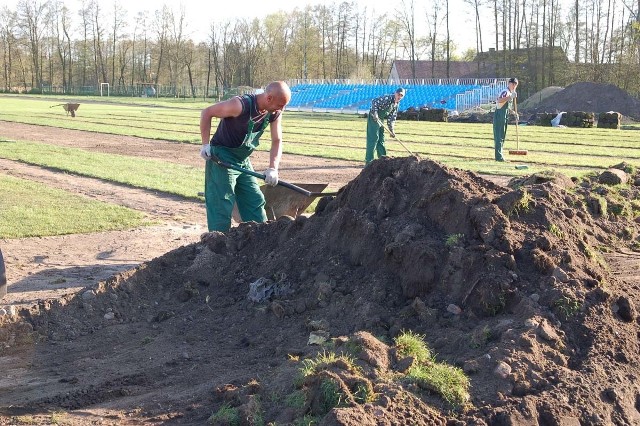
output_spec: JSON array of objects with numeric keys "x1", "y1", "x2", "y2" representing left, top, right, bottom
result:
[{"x1": 508, "y1": 96, "x2": 527, "y2": 155}]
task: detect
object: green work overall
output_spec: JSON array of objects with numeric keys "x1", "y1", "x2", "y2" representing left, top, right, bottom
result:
[
  {"x1": 205, "y1": 101, "x2": 271, "y2": 232},
  {"x1": 366, "y1": 114, "x2": 387, "y2": 164},
  {"x1": 493, "y1": 102, "x2": 510, "y2": 161}
]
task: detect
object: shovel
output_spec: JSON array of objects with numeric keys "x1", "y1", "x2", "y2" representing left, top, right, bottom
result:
[{"x1": 210, "y1": 155, "x2": 339, "y2": 220}]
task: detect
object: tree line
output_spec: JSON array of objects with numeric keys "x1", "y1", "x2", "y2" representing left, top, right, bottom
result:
[{"x1": 1, "y1": 0, "x2": 639, "y2": 99}]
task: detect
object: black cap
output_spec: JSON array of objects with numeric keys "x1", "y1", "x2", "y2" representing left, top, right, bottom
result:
[
  {"x1": 395, "y1": 87, "x2": 406, "y2": 95},
  {"x1": 508, "y1": 77, "x2": 518, "y2": 84}
]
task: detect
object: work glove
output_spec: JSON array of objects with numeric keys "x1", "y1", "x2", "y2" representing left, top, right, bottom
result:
[
  {"x1": 200, "y1": 143, "x2": 211, "y2": 160},
  {"x1": 264, "y1": 168, "x2": 279, "y2": 186}
]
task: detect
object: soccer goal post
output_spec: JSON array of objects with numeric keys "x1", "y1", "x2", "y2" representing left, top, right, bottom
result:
[{"x1": 100, "y1": 82, "x2": 110, "y2": 97}]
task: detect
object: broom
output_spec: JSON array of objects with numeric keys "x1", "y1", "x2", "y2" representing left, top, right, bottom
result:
[{"x1": 508, "y1": 96, "x2": 527, "y2": 155}]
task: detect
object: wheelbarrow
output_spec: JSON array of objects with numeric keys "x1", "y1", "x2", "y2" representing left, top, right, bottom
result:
[
  {"x1": 208, "y1": 155, "x2": 339, "y2": 221},
  {"x1": 50, "y1": 103, "x2": 80, "y2": 117}
]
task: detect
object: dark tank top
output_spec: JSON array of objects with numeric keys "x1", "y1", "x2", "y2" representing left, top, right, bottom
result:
[{"x1": 211, "y1": 94, "x2": 281, "y2": 148}]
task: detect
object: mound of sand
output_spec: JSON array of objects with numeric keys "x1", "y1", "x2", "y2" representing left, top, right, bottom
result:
[
  {"x1": 521, "y1": 82, "x2": 640, "y2": 120},
  {"x1": 2, "y1": 158, "x2": 640, "y2": 424}
]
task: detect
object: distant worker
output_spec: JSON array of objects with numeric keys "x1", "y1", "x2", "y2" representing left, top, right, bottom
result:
[
  {"x1": 366, "y1": 87, "x2": 405, "y2": 164},
  {"x1": 493, "y1": 77, "x2": 519, "y2": 161},
  {"x1": 199, "y1": 81, "x2": 292, "y2": 232}
]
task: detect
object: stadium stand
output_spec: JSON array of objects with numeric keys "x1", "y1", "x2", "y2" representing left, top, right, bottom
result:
[{"x1": 288, "y1": 80, "x2": 507, "y2": 114}]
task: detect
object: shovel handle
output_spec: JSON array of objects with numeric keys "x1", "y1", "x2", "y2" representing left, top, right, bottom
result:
[{"x1": 210, "y1": 155, "x2": 337, "y2": 198}]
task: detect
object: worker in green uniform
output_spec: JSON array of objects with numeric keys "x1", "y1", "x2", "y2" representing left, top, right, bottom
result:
[
  {"x1": 493, "y1": 77, "x2": 519, "y2": 161},
  {"x1": 366, "y1": 87, "x2": 405, "y2": 164},
  {"x1": 199, "y1": 81, "x2": 291, "y2": 232}
]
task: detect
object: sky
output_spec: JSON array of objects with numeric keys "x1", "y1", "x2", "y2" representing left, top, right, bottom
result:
[{"x1": 0, "y1": 0, "x2": 481, "y2": 54}]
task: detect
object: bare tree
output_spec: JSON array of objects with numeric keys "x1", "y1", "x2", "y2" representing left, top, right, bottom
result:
[
  {"x1": 398, "y1": 0, "x2": 417, "y2": 78},
  {"x1": 51, "y1": 0, "x2": 72, "y2": 92},
  {"x1": 314, "y1": 4, "x2": 334, "y2": 79},
  {"x1": 78, "y1": 0, "x2": 90, "y2": 87},
  {"x1": 110, "y1": 0, "x2": 127, "y2": 86},
  {"x1": 426, "y1": 0, "x2": 444, "y2": 76},
  {"x1": 89, "y1": 0, "x2": 108, "y2": 84},
  {"x1": 463, "y1": 0, "x2": 484, "y2": 58},
  {"x1": 17, "y1": 0, "x2": 48, "y2": 89},
  {"x1": 151, "y1": 5, "x2": 170, "y2": 87},
  {"x1": 0, "y1": 7, "x2": 19, "y2": 90},
  {"x1": 167, "y1": 4, "x2": 187, "y2": 92},
  {"x1": 335, "y1": 1, "x2": 354, "y2": 78}
]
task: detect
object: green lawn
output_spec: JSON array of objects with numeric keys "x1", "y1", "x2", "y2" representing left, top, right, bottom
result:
[
  {"x1": 0, "y1": 175, "x2": 147, "y2": 238},
  {"x1": 1, "y1": 95, "x2": 637, "y2": 179}
]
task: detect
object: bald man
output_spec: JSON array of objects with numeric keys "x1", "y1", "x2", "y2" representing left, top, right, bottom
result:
[{"x1": 200, "y1": 81, "x2": 292, "y2": 232}]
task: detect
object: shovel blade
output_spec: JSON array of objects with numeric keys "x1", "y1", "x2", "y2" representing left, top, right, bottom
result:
[{"x1": 232, "y1": 183, "x2": 331, "y2": 222}]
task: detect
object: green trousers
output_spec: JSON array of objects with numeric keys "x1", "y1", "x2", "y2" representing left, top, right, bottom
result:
[
  {"x1": 493, "y1": 106, "x2": 509, "y2": 161},
  {"x1": 204, "y1": 146, "x2": 266, "y2": 232},
  {"x1": 365, "y1": 114, "x2": 387, "y2": 164}
]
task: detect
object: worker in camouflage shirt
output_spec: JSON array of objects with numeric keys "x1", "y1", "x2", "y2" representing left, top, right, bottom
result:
[{"x1": 366, "y1": 87, "x2": 405, "y2": 164}]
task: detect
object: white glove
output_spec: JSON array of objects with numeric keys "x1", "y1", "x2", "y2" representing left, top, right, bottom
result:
[
  {"x1": 264, "y1": 168, "x2": 278, "y2": 186},
  {"x1": 200, "y1": 144, "x2": 211, "y2": 160}
]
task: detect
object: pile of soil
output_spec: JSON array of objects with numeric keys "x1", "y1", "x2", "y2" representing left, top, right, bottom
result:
[
  {"x1": 2, "y1": 157, "x2": 640, "y2": 425},
  {"x1": 518, "y1": 86, "x2": 564, "y2": 111},
  {"x1": 521, "y1": 82, "x2": 640, "y2": 121}
]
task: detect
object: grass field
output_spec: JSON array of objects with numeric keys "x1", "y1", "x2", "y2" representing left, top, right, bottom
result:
[
  {"x1": 0, "y1": 94, "x2": 639, "y2": 237},
  {"x1": 1, "y1": 95, "x2": 638, "y2": 176},
  {"x1": 0, "y1": 175, "x2": 147, "y2": 238}
]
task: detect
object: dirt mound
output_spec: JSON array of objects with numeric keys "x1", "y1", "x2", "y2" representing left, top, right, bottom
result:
[
  {"x1": 518, "y1": 86, "x2": 564, "y2": 110},
  {"x1": 2, "y1": 158, "x2": 640, "y2": 424},
  {"x1": 521, "y1": 82, "x2": 640, "y2": 120}
]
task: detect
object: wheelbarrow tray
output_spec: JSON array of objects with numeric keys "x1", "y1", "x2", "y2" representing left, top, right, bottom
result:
[
  {"x1": 261, "y1": 183, "x2": 330, "y2": 220},
  {"x1": 232, "y1": 183, "x2": 331, "y2": 222}
]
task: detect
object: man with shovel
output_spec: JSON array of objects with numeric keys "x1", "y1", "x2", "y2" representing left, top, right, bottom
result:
[
  {"x1": 365, "y1": 87, "x2": 405, "y2": 164},
  {"x1": 199, "y1": 81, "x2": 292, "y2": 232},
  {"x1": 493, "y1": 77, "x2": 519, "y2": 161}
]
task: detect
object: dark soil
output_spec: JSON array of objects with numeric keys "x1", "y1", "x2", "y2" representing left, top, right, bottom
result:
[
  {"x1": 520, "y1": 82, "x2": 640, "y2": 121},
  {"x1": 2, "y1": 154, "x2": 640, "y2": 425}
]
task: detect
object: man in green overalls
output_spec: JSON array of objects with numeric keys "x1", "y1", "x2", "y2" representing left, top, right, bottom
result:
[
  {"x1": 366, "y1": 87, "x2": 405, "y2": 164},
  {"x1": 493, "y1": 77, "x2": 519, "y2": 161},
  {"x1": 199, "y1": 81, "x2": 292, "y2": 232}
]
